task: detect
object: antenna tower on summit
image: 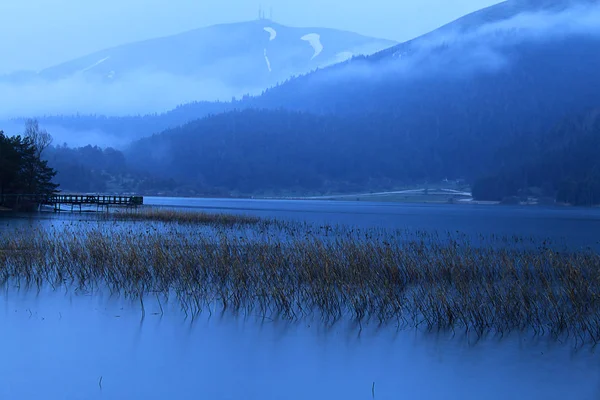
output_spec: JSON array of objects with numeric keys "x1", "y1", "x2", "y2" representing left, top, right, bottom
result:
[{"x1": 258, "y1": 4, "x2": 272, "y2": 20}]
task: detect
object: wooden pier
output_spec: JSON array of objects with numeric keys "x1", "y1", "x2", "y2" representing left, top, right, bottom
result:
[
  {"x1": 0, "y1": 194, "x2": 143, "y2": 212},
  {"x1": 48, "y1": 194, "x2": 144, "y2": 212}
]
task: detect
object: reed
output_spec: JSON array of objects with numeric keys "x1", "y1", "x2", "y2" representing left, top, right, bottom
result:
[
  {"x1": 107, "y1": 207, "x2": 262, "y2": 226},
  {"x1": 1, "y1": 213, "x2": 599, "y2": 344}
]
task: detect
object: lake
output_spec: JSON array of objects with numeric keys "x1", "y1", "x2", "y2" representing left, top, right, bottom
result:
[
  {"x1": 3, "y1": 197, "x2": 600, "y2": 250},
  {"x1": 4, "y1": 197, "x2": 600, "y2": 249},
  {"x1": 1, "y1": 197, "x2": 600, "y2": 399},
  {"x1": 1, "y1": 288, "x2": 599, "y2": 400},
  {"x1": 145, "y1": 197, "x2": 600, "y2": 249}
]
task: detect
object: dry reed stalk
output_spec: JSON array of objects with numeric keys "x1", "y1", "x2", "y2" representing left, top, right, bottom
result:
[{"x1": 0, "y1": 214, "x2": 599, "y2": 344}]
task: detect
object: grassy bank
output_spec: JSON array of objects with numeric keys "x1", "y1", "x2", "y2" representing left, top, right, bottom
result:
[
  {"x1": 270, "y1": 187, "x2": 473, "y2": 204},
  {"x1": 0, "y1": 212, "x2": 599, "y2": 344}
]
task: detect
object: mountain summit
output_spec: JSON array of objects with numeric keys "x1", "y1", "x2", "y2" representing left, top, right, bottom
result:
[{"x1": 2, "y1": 20, "x2": 395, "y2": 94}]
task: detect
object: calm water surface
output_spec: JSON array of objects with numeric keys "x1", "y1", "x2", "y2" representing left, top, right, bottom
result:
[
  {"x1": 1, "y1": 198, "x2": 600, "y2": 399},
  {"x1": 3, "y1": 197, "x2": 599, "y2": 248},
  {"x1": 1, "y1": 289, "x2": 599, "y2": 400},
  {"x1": 152, "y1": 197, "x2": 600, "y2": 249}
]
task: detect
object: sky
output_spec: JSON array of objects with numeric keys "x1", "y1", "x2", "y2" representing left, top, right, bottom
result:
[{"x1": 0, "y1": 0, "x2": 502, "y2": 74}]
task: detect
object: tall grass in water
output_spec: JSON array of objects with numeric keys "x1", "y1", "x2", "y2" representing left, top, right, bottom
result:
[
  {"x1": 0, "y1": 215, "x2": 599, "y2": 344},
  {"x1": 106, "y1": 208, "x2": 262, "y2": 226}
]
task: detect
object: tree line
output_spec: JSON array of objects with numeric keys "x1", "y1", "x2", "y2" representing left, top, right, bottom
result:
[
  {"x1": 472, "y1": 109, "x2": 600, "y2": 206},
  {"x1": 0, "y1": 120, "x2": 58, "y2": 209},
  {"x1": 125, "y1": 106, "x2": 600, "y2": 205},
  {"x1": 43, "y1": 143, "x2": 188, "y2": 196}
]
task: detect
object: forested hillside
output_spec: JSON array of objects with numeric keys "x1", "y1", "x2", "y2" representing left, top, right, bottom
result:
[
  {"x1": 472, "y1": 109, "x2": 600, "y2": 205},
  {"x1": 43, "y1": 144, "x2": 190, "y2": 195},
  {"x1": 125, "y1": 106, "x2": 600, "y2": 204},
  {"x1": 126, "y1": 108, "x2": 517, "y2": 195}
]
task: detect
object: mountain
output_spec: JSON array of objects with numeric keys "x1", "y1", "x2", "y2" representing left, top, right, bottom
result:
[
  {"x1": 255, "y1": 0, "x2": 600, "y2": 114},
  {"x1": 372, "y1": 0, "x2": 598, "y2": 61},
  {"x1": 21, "y1": 0, "x2": 600, "y2": 202},
  {"x1": 0, "y1": 20, "x2": 395, "y2": 119},
  {"x1": 32, "y1": 20, "x2": 394, "y2": 84},
  {"x1": 116, "y1": 0, "x2": 600, "y2": 202},
  {"x1": 33, "y1": 0, "x2": 600, "y2": 142}
]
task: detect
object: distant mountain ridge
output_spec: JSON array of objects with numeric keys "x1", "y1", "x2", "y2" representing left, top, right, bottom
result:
[
  {"x1": 1, "y1": 20, "x2": 395, "y2": 91},
  {"x1": 369, "y1": 0, "x2": 595, "y2": 61}
]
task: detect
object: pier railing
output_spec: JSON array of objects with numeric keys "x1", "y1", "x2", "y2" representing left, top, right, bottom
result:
[{"x1": 0, "y1": 193, "x2": 143, "y2": 211}]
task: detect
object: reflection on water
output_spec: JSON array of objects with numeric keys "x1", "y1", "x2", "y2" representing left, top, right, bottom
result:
[
  {"x1": 2, "y1": 198, "x2": 600, "y2": 399},
  {"x1": 1, "y1": 288, "x2": 599, "y2": 400}
]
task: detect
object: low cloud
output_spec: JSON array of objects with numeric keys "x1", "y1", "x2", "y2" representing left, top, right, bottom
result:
[
  {"x1": 0, "y1": 39, "x2": 391, "y2": 120},
  {"x1": 0, "y1": 71, "x2": 261, "y2": 119},
  {"x1": 0, "y1": 119, "x2": 124, "y2": 149},
  {"x1": 309, "y1": 2, "x2": 600, "y2": 84}
]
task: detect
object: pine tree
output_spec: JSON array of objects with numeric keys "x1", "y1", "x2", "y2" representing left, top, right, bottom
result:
[{"x1": 0, "y1": 131, "x2": 59, "y2": 208}]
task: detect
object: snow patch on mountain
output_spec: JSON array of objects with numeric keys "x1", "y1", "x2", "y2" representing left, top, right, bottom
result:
[
  {"x1": 264, "y1": 49, "x2": 272, "y2": 72},
  {"x1": 301, "y1": 34, "x2": 324, "y2": 59},
  {"x1": 80, "y1": 56, "x2": 111, "y2": 73},
  {"x1": 264, "y1": 27, "x2": 277, "y2": 41}
]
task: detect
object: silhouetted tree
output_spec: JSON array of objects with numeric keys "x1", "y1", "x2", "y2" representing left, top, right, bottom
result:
[
  {"x1": 0, "y1": 131, "x2": 58, "y2": 207},
  {"x1": 24, "y1": 119, "x2": 53, "y2": 157}
]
